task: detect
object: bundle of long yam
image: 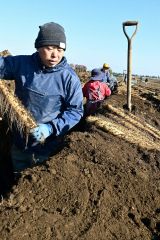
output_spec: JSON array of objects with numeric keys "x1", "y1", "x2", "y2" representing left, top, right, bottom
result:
[
  {"x1": 0, "y1": 80, "x2": 37, "y2": 136},
  {"x1": 0, "y1": 49, "x2": 37, "y2": 137}
]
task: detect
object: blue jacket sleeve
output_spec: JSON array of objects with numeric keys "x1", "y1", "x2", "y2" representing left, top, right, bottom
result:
[
  {"x1": 0, "y1": 56, "x2": 15, "y2": 80},
  {"x1": 50, "y1": 75, "x2": 84, "y2": 136}
]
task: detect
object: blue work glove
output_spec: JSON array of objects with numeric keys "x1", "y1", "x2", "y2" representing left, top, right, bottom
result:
[{"x1": 30, "y1": 123, "x2": 53, "y2": 144}]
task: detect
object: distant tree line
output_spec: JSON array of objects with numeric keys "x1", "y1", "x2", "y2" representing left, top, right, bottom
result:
[
  {"x1": 70, "y1": 64, "x2": 87, "y2": 72},
  {"x1": 70, "y1": 63, "x2": 160, "y2": 80}
]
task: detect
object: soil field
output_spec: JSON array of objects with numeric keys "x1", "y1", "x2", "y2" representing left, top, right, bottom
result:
[{"x1": 0, "y1": 79, "x2": 160, "y2": 240}]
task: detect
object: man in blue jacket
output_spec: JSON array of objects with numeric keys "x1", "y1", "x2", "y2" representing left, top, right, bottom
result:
[
  {"x1": 0, "y1": 22, "x2": 84, "y2": 172},
  {"x1": 101, "y1": 63, "x2": 118, "y2": 94}
]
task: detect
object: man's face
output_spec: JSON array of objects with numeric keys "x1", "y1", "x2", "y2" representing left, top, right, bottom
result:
[
  {"x1": 103, "y1": 68, "x2": 109, "y2": 72},
  {"x1": 38, "y1": 46, "x2": 65, "y2": 67}
]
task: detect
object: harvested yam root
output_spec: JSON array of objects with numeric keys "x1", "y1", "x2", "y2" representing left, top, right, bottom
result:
[
  {"x1": 0, "y1": 80, "x2": 37, "y2": 136},
  {"x1": 86, "y1": 104, "x2": 160, "y2": 151}
]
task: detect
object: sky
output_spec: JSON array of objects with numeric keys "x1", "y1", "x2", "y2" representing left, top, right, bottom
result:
[{"x1": 0, "y1": 0, "x2": 160, "y2": 76}]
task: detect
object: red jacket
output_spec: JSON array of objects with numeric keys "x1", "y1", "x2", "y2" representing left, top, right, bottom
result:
[{"x1": 82, "y1": 80, "x2": 111, "y2": 101}]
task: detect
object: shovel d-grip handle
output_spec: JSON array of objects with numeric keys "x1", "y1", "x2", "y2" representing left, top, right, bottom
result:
[{"x1": 123, "y1": 21, "x2": 138, "y2": 41}]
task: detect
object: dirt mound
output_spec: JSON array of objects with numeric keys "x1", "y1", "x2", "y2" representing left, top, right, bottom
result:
[{"x1": 0, "y1": 81, "x2": 160, "y2": 240}]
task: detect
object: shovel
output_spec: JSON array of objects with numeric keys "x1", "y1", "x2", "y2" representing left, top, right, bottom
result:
[{"x1": 123, "y1": 21, "x2": 138, "y2": 111}]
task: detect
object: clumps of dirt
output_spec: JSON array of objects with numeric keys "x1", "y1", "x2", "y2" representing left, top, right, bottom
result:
[{"x1": 0, "y1": 81, "x2": 160, "y2": 240}]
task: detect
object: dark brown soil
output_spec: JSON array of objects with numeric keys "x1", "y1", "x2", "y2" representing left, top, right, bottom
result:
[{"x1": 0, "y1": 80, "x2": 160, "y2": 240}]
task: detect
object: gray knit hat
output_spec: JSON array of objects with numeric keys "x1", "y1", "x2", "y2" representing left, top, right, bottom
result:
[{"x1": 35, "y1": 22, "x2": 66, "y2": 49}]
